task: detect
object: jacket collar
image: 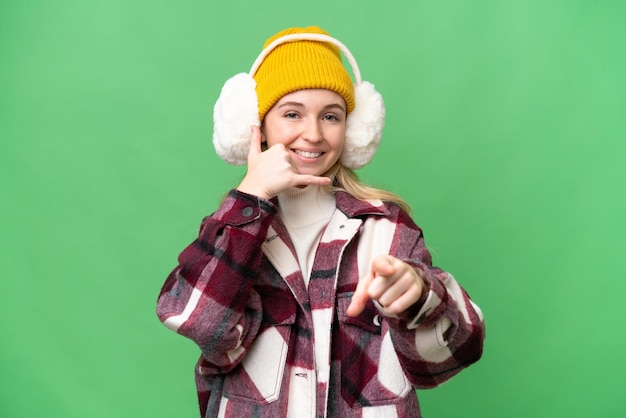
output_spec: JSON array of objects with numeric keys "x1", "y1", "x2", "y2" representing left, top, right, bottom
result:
[
  {"x1": 269, "y1": 189, "x2": 391, "y2": 219},
  {"x1": 335, "y1": 191, "x2": 391, "y2": 218}
]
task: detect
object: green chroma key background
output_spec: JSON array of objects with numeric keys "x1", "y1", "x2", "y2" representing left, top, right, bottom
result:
[{"x1": 1, "y1": 1, "x2": 624, "y2": 417}]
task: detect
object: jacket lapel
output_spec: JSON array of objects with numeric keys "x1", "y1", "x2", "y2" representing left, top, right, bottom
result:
[{"x1": 262, "y1": 224, "x2": 309, "y2": 304}]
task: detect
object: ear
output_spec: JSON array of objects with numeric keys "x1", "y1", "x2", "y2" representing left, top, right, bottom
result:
[
  {"x1": 260, "y1": 127, "x2": 268, "y2": 150},
  {"x1": 213, "y1": 73, "x2": 260, "y2": 165},
  {"x1": 259, "y1": 124, "x2": 266, "y2": 142}
]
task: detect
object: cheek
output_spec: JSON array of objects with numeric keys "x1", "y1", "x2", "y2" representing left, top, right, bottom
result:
[
  {"x1": 332, "y1": 130, "x2": 347, "y2": 152},
  {"x1": 263, "y1": 124, "x2": 294, "y2": 148}
]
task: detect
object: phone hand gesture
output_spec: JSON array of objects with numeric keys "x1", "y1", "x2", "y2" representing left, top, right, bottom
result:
[{"x1": 237, "y1": 126, "x2": 331, "y2": 199}]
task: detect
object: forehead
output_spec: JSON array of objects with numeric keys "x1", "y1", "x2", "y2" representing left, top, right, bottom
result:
[{"x1": 275, "y1": 89, "x2": 346, "y2": 108}]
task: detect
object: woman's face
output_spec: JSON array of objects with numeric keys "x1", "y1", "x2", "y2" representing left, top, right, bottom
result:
[{"x1": 262, "y1": 89, "x2": 347, "y2": 177}]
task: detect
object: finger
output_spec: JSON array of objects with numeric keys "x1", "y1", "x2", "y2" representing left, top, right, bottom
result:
[
  {"x1": 371, "y1": 254, "x2": 396, "y2": 277},
  {"x1": 346, "y1": 271, "x2": 374, "y2": 317},
  {"x1": 248, "y1": 125, "x2": 263, "y2": 158},
  {"x1": 381, "y1": 286, "x2": 423, "y2": 316},
  {"x1": 293, "y1": 174, "x2": 332, "y2": 187},
  {"x1": 376, "y1": 273, "x2": 414, "y2": 308},
  {"x1": 366, "y1": 275, "x2": 388, "y2": 301},
  {"x1": 366, "y1": 256, "x2": 398, "y2": 300}
]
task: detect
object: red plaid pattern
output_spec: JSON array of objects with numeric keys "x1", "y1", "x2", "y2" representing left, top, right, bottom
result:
[{"x1": 157, "y1": 190, "x2": 484, "y2": 417}]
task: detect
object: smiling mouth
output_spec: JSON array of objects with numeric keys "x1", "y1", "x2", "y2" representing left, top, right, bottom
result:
[{"x1": 293, "y1": 149, "x2": 323, "y2": 159}]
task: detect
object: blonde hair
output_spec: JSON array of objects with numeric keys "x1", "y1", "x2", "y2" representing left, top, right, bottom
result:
[{"x1": 324, "y1": 162, "x2": 411, "y2": 214}]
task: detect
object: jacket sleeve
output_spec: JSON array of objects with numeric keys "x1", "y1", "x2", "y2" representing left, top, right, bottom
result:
[
  {"x1": 156, "y1": 189, "x2": 276, "y2": 374},
  {"x1": 385, "y1": 208, "x2": 485, "y2": 389}
]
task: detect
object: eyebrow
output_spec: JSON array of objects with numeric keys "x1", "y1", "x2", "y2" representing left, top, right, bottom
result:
[{"x1": 277, "y1": 101, "x2": 346, "y2": 113}]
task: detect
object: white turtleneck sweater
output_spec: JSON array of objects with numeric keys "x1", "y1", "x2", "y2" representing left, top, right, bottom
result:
[{"x1": 277, "y1": 186, "x2": 336, "y2": 287}]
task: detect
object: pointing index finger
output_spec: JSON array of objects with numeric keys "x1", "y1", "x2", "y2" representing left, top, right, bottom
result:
[{"x1": 346, "y1": 271, "x2": 373, "y2": 317}]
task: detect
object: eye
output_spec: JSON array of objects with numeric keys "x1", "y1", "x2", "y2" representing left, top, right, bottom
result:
[
  {"x1": 284, "y1": 111, "x2": 299, "y2": 119},
  {"x1": 322, "y1": 113, "x2": 341, "y2": 122}
]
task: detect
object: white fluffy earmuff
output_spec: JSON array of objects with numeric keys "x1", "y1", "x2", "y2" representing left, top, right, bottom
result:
[{"x1": 212, "y1": 33, "x2": 385, "y2": 169}]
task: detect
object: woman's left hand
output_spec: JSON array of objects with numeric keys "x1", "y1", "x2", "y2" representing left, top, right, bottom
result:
[{"x1": 346, "y1": 255, "x2": 428, "y2": 318}]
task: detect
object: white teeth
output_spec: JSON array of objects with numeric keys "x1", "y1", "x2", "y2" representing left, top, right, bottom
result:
[{"x1": 294, "y1": 150, "x2": 322, "y2": 158}]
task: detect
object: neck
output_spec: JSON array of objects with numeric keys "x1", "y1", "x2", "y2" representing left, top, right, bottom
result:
[{"x1": 277, "y1": 186, "x2": 336, "y2": 229}]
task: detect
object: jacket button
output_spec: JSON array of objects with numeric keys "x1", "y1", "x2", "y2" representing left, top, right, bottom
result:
[{"x1": 242, "y1": 207, "x2": 254, "y2": 217}]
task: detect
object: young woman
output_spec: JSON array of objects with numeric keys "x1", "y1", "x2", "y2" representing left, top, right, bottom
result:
[{"x1": 157, "y1": 25, "x2": 485, "y2": 418}]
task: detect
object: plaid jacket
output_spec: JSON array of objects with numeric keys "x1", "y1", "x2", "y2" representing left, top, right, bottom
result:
[{"x1": 157, "y1": 189, "x2": 484, "y2": 418}]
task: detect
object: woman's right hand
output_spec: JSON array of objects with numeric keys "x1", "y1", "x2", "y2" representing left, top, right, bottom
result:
[{"x1": 236, "y1": 126, "x2": 331, "y2": 200}]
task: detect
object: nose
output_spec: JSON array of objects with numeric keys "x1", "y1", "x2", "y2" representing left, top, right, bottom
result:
[{"x1": 302, "y1": 119, "x2": 323, "y2": 143}]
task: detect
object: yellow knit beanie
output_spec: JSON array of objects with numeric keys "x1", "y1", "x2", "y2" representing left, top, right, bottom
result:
[{"x1": 254, "y1": 26, "x2": 355, "y2": 121}]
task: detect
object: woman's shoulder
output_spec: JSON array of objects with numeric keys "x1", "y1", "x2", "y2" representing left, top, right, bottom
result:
[{"x1": 335, "y1": 191, "x2": 412, "y2": 221}]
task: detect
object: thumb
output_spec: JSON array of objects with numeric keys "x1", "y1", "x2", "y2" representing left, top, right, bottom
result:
[
  {"x1": 346, "y1": 271, "x2": 373, "y2": 317},
  {"x1": 371, "y1": 254, "x2": 396, "y2": 277}
]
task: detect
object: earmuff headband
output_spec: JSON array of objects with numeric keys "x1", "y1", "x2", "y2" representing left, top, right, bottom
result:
[{"x1": 213, "y1": 29, "x2": 385, "y2": 169}]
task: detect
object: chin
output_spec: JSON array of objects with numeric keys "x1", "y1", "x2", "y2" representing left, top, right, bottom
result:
[{"x1": 303, "y1": 169, "x2": 327, "y2": 177}]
